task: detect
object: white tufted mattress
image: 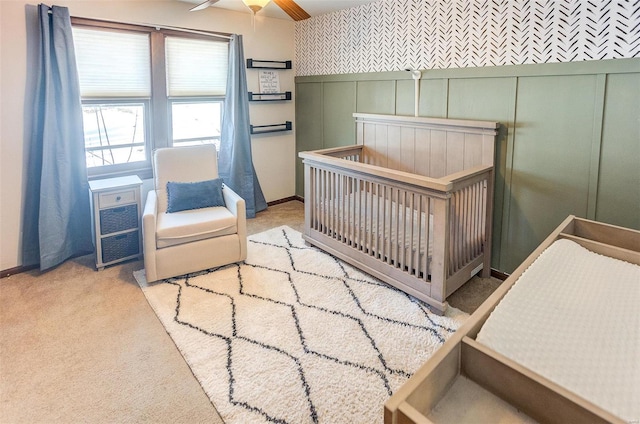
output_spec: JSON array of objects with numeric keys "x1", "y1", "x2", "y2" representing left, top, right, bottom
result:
[{"x1": 476, "y1": 238, "x2": 640, "y2": 422}]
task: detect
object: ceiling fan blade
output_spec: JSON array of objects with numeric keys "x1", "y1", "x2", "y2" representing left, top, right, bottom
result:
[
  {"x1": 190, "y1": 0, "x2": 220, "y2": 12},
  {"x1": 272, "y1": 0, "x2": 311, "y2": 21}
]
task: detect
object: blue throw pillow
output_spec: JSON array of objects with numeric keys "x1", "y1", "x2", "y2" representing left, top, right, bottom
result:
[{"x1": 166, "y1": 178, "x2": 225, "y2": 213}]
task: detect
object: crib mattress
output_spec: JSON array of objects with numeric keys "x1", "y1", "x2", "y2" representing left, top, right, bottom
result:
[
  {"x1": 317, "y1": 190, "x2": 433, "y2": 260},
  {"x1": 476, "y1": 238, "x2": 640, "y2": 422}
]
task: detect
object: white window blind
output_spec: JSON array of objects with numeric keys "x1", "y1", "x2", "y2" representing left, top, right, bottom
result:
[
  {"x1": 165, "y1": 36, "x2": 228, "y2": 97},
  {"x1": 73, "y1": 27, "x2": 151, "y2": 97}
]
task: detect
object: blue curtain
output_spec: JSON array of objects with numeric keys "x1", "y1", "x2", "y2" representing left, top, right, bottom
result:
[
  {"x1": 22, "y1": 4, "x2": 93, "y2": 271},
  {"x1": 219, "y1": 34, "x2": 267, "y2": 218}
]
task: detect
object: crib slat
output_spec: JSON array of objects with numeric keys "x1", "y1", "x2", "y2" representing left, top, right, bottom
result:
[
  {"x1": 343, "y1": 175, "x2": 348, "y2": 244},
  {"x1": 355, "y1": 177, "x2": 360, "y2": 250},
  {"x1": 470, "y1": 184, "x2": 482, "y2": 256},
  {"x1": 326, "y1": 169, "x2": 331, "y2": 236},
  {"x1": 334, "y1": 171, "x2": 339, "y2": 239},
  {"x1": 470, "y1": 184, "x2": 476, "y2": 260},
  {"x1": 458, "y1": 190, "x2": 463, "y2": 273},
  {"x1": 423, "y1": 198, "x2": 430, "y2": 281},
  {"x1": 461, "y1": 188, "x2": 467, "y2": 269},
  {"x1": 455, "y1": 190, "x2": 461, "y2": 273},
  {"x1": 401, "y1": 189, "x2": 407, "y2": 272},
  {"x1": 406, "y1": 193, "x2": 416, "y2": 274},
  {"x1": 364, "y1": 181, "x2": 370, "y2": 254},
  {"x1": 396, "y1": 188, "x2": 401, "y2": 269},
  {"x1": 396, "y1": 187, "x2": 401, "y2": 268},
  {"x1": 338, "y1": 173, "x2": 342, "y2": 242},
  {"x1": 471, "y1": 184, "x2": 476, "y2": 261},
  {"x1": 385, "y1": 186, "x2": 391, "y2": 265},
  {"x1": 330, "y1": 170, "x2": 334, "y2": 237},
  {"x1": 461, "y1": 187, "x2": 467, "y2": 265},
  {"x1": 326, "y1": 169, "x2": 330, "y2": 235},
  {"x1": 415, "y1": 194, "x2": 422, "y2": 278},
  {"x1": 375, "y1": 183, "x2": 380, "y2": 259},
  {"x1": 355, "y1": 177, "x2": 360, "y2": 249},
  {"x1": 464, "y1": 187, "x2": 470, "y2": 265},
  {"x1": 467, "y1": 184, "x2": 478, "y2": 260},
  {"x1": 469, "y1": 184, "x2": 474, "y2": 259},
  {"x1": 464, "y1": 186, "x2": 470, "y2": 264},
  {"x1": 324, "y1": 169, "x2": 328, "y2": 234},
  {"x1": 314, "y1": 167, "x2": 318, "y2": 232},
  {"x1": 370, "y1": 182, "x2": 374, "y2": 256},
  {"x1": 462, "y1": 188, "x2": 468, "y2": 267},
  {"x1": 347, "y1": 176, "x2": 352, "y2": 246},
  {"x1": 330, "y1": 170, "x2": 335, "y2": 238},
  {"x1": 470, "y1": 184, "x2": 475, "y2": 259},
  {"x1": 450, "y1": 192, "x2": 456, "y2": 274},
  {"x1": 318, "y1": 168, "x2": 323, "y2": 233}
]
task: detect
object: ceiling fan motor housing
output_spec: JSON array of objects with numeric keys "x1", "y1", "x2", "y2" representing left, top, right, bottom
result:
[{"x1": 190, "y1": 0, "x2": 310, "y2": 21}]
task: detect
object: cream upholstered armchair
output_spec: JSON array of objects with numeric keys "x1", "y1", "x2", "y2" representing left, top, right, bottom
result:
[{"x1": 142, "y1": 145, "x2": 247, "y2": 283}]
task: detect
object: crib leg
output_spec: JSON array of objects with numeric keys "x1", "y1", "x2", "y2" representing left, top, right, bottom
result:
[{"x1": 481, "y1": 264, "x2": 491, "y2": 278}]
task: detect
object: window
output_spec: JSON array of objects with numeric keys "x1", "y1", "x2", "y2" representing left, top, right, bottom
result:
[
  {"x1": 71, "y1": 19, "x2": 229, "y2": 178},
  {"x1": 82, "y1": 102, "x2": 147, "y2": 168},
  {"x1": 165, "y1": 35, "x2": 228, "y2": 151},
  {"x1": 170, "y1": 101, "x2": 223, "y2": 148}
]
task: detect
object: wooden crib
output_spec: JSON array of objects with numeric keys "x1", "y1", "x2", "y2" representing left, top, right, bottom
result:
[{"x1": 299, "y1": 113, "x2": 499, "y2": 314}]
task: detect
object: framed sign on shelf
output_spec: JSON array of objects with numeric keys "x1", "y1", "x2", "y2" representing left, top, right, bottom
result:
[{"x1": 259, "y1": 70, "x2": 280, "y2": 94}]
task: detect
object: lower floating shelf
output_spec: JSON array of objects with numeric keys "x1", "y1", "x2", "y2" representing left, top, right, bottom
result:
[
  {"x1": 250, "y1": 121, "x2": 292, "y2": 135},
  {"x1": 248, "y1": 91, "x2": 292, "y2": 101}
]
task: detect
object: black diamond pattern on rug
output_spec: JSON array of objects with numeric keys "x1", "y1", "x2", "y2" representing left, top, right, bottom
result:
[{"x1": 137, "y1": 226, "x2": 466, "y2": 424}]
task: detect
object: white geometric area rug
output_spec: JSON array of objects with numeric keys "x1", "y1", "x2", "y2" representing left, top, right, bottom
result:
[{"x1": 134, "y1": 226, "x2": 467, "y2": 424}]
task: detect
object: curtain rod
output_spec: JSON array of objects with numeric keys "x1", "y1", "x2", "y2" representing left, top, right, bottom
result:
[
  {"x1": 69, "y1": 15, "x2": 233, "y2": 40},
  {"x1": 153, "y1": 24, "x2": 233, "y2": 40}
]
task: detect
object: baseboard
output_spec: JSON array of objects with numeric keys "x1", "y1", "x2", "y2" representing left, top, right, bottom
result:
[
  {"x1": 491, "y1": 268, "x2": 509, "y2": 281},
  {"x1": 1, "y1": 264, "x2": 38, "y2": 279},
  {"x1": 267, "y1": 196, "x2": 304, "y2": 206}
]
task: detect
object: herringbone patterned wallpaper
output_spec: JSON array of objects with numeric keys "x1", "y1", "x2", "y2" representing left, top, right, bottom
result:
[{"x1": 294, "y1": 0, "x2": 640, "y2": 76}]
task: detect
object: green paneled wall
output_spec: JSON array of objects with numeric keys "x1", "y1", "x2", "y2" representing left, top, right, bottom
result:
[
  {"x1": 597, "y1": 72, "x2": 640, "y2": 230},
  {"x1": 505, "y1": 74, "x2": 600, "y2": 271},
  {"x1": 323, "y1": 82, "x2": 356, "y2": 148},
  {"x1": 356, "y1": 80, "x2": 396, "y2": 114},
  {"x1": 295, "y1": 82, "x2": 323, "y2": 196},
  {"x1": 295, "y1": 59, "x2": 640, "y2": 273},
  {"x1": 446, "y1": 77, "x2": 516, "y2": 270}
]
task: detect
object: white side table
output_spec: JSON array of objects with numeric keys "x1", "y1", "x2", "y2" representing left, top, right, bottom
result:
[{"x1": 88, "y1": 175, "x2": 143, "y2": 270}]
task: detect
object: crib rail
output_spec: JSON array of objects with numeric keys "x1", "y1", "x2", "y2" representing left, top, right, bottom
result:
[
  {"x1": 300, "y1": 149, "x2": 493, "y2": 298},
  {"x1": 449, "y1": 177, "x2": 488, "y2": 276}
]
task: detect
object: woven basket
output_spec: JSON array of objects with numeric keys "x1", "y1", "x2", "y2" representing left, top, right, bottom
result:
[
  {"x1": 100, "y1": 204, "x2": 138, "y2": 235},
  {"x1": 102, "y1": 230, "x2": 139, "y2": 263}
]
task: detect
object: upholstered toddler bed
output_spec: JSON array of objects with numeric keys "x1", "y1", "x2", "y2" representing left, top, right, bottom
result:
[
  {"x1": 299, "y1": 113, "x2": 499, "y2": 314},
  {"x1": 385, "y1": 216, "x2": 640, "y2": 424}
]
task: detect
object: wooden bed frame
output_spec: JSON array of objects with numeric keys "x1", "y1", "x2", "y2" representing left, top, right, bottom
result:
[
  {"x1": 299, "y1": 113, "x2": 499, "y2": 314},
  {"x1": 385, "y1": 215, "x2": 640, "y2": 424}
]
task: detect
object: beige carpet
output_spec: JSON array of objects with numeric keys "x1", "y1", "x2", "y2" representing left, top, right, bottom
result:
[
  {"x1": 0, "y1": 253, "x2": 220, "y2": 423},
  {"x1": 135, "y1": 226, "x2": 467, "y2": 423}
]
